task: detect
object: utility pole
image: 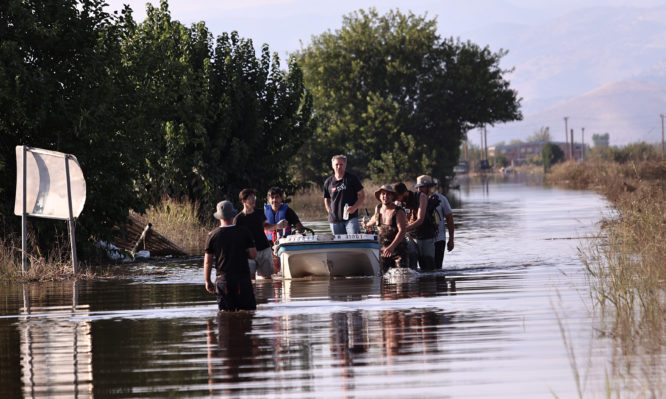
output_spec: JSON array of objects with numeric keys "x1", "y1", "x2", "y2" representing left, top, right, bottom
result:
[
  {"x1": 581, "y1": 127, "x2": 585, "y2": 161},
  {"x1": 570, "y1": 129, "x2": 574, "y2": 161},
  {"x1": 659, "y1": 114, "x2": 664, "y2": 161},
  {"x1": 564, "y1": 117, "x2": 569, "y2": 159},
  {"x1": 484, "y1": 126, "x2": 488, "y2": 161},
  {"x1": 480, "y1": 127, "x2": 484, "y2": 164}
]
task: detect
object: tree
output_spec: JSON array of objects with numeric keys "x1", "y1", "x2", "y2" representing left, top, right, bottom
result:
[
  {"x1": 0, "y1": 0, "x2": 314, "y2": 262},
  {"x1": 121, "y1": 1, "x2": 314, "y2": 214},
  {"x1": 527, "y1": 127, "x2": 551, "y2": 142},
  {"x1": 0, "y1": 0, "x2": 150, "y2": 257},
  {"x1": 542, "y1": 142, "x2": 565, "y2": 173},
  {"x1": 296, "y1": 8, "x2": 521, "y2": 182}
]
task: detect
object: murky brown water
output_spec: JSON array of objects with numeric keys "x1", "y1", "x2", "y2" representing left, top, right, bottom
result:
[{"x1": 1, "y1": 177, "x2": 662, "y2": 398}]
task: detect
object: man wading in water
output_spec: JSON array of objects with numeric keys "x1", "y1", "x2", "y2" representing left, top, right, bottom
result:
[
  {"x1": 362, "y1": 184, "x2": 408, "y2": 273},
  {"x1": 204, "y1": 200, "x2": 257, "y2": 311}
]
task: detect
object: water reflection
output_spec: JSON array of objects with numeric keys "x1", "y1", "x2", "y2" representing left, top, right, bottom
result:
[
  {"x1": 19, "y1": 282, "x2": 93, "y2": 399},
  {"x1": 206, "y1": 312, "x2": 266, "y2": 396},
  {"x1": 2, "y1": 178, "x2": 662, "y2": 398}
]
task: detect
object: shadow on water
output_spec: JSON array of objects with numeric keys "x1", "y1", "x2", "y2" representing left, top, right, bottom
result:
[{"x1": 1, "y1": 177, "x2": 662, "y2": 398}]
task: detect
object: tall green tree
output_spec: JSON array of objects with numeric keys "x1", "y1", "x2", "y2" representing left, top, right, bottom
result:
[
  {"x1": 542, "y1": 142, "x2": 565, "y2": 173},
  {"x1": 120, "y1": 1, "x2": 313, "y2": 213},
  {"x1": 527, "y1": 127, "x2": 551, "y2": 142},
  {"x1": 0, "y1": 0, "x2": 314, "y2": 263},
  {"x1": 0, "y1": 0, "x2": 150, "y2": 257},
  {"x1": 120, "y1": 1, "x2": 212, "y2": 203},
  {"x1": 296, "y1": 8, "x2": 521, "y2": 182}
]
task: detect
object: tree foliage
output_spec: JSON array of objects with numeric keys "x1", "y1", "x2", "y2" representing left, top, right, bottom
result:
[
  {"x1": 0, "y1": 0, "x2": 313, "y2": 261},
  {"x1": 527, "y1": 127, "x2": 551, "y2": 142},
  {"x1": 0, "y1": 0, "x2": 147, "y2": 257},
  {"x1": 295, "y1": 8, "x2": 521, "y2": 182},
  {"x1": 542, "y1": 142, "x2": 565, "y2": 173}
]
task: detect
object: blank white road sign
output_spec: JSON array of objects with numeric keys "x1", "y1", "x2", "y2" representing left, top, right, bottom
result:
[{"x1": 14, "y1": 146, "x2": 86, "y2": 220}]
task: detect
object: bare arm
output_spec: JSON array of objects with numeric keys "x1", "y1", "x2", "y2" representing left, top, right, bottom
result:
[
  {"x1": 247, "y1": 247, "x2": 257, "y2": 260},
  {"x1": 263, "y1": 220, "x2": 287, "y2": 231},
  {"x1": 324, "y1": 197, "x2": 331, "y2": 214},
  {"x1": 363, "y1": 206, "x2": 380, "y2": 229},
  {"x1": 348, "y1": 189, "x2": 365, "y2": 214},
  {"x1": 446, "y1": 214, "x2": 454, "y2": 251},
  {"x1": 204, "y1": 253, "x2": 215, "y2": 294},
  {"x1": 406, "y1": 193, "x2": 427, "y2": 232},
  {"x1": 383, "y1": 209, "x2": 407, "y2": 257}
]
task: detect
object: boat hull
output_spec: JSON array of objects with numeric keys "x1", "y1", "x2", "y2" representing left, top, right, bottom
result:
[{"x1": 276, "y1": 235, "x2": 380, "y2": 279}]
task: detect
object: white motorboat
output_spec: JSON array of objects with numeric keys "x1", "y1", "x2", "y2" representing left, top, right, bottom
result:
[{"x1": 275, "y1": 233, "x2": 381, "y2": 279}]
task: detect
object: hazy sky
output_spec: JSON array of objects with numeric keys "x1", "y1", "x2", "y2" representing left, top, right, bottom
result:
[
  {"x1": 104, "y1": 0, "x2": 666, "y2": 145},
  {"x1": 105, "y1": 0, "x2": 665, "y2": 57}
]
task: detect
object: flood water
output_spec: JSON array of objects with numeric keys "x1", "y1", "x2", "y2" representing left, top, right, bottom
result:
[{"x1": 1, "y1": 176, "x2": 661, "y2": 398}]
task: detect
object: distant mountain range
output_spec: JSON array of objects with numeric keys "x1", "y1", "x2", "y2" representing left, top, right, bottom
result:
[{"x1": 463, "y1": 5, "x2": 666, "y2": 146}]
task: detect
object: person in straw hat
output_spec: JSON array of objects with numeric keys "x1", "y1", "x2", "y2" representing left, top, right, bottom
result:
[
  {"x1": 414, "y1": 175, "x2": 455, "y2": 269},
  {"x1": 361, "y1": 184, "x2": 408, "y2": 272},
  {"x1": 204, "y1": 200, "x2": 258, "y2": 311},
  {"x1": 394, "y1": 177, "x2": 432, "y2": 271}
]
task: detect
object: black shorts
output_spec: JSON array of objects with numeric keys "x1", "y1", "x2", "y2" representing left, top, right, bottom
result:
[{"x1": 215, "y1": 275, "x2": 256, "y2": 311}]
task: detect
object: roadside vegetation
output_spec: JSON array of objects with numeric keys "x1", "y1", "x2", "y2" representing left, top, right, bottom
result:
[
  {"x1": 546, "y1": 145, "x2": 665, "y2": 396},
  {"x1": 136, "y1": 197, "x2": 215, "y2": 256},
  {"x1": 1, "y1": 0, "x2": 520, "y2": 277}
]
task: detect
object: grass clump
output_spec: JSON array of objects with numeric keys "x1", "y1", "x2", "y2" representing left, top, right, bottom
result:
[
  {"x1": 0, "y1": 231, "x2": 81, "y2": 282},
  {"x1": 548, "y1": 159, "x2": 665, "y2": 396},
  {"x1": 136, "y1": 196, "x2": 215, "y2": 255}
]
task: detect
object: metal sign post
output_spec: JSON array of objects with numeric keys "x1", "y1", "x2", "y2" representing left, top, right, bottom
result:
[
  {"x1": 22, "y1": 145, "x2": 28, "y2": 273},
  {"x1": 65, "y1": 155, "x2": 78, "y2": 273},
  {"x1": 15, "y1": 146, "x2": 86, "y2": 275}
]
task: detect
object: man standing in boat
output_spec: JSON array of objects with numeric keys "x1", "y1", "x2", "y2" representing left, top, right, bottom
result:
[
  {"x1": 324, "y1": 154, "x2": 365, "y2": 234},
  {"x1": 264, "y1": 186, "x2": 305, "y2": 244},
  {"x1": 234, "y1": 188, "x2": 287, "y2": 279},
  {"x1": 204, "y1": 200, "x2": 257, "y2": 311},
  {"x1": 414, "y1": 175, "x2": 455, "y2": 269},
  {"x1": 362, "y1": 184, "x2": 408, "y2": 272}
]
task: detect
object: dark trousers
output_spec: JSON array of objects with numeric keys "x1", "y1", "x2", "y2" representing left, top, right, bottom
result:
[
  {"x1": 435, "y1": 240, "x2": 446, "y2": 269},
  {"x1": 215, "y1": 275, "x2": 256, "y2": 311}
]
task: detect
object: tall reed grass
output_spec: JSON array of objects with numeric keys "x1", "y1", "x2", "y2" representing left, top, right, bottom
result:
[
  {"x1": 137, "y1": 196, "x2": 215, "y2": 255},
  {"x1": 548, "y1": 160, "x2": 665, "y2": 397},
  {"x1": 0, "y1": 231, "x2": 78, "y2": 281}
]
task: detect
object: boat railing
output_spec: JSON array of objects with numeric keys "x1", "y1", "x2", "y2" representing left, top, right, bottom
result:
[{"x1": 277, "y1": 233, "x2": 377, "y2": 245}]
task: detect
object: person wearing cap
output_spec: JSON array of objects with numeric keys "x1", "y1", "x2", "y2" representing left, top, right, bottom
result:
[
  {"x1": 204, "y1": 200, "x2": 258, "y2": 311},
  {"x1": 234, "y1": 188, "x2": 287, "y2": 280},
  {"x1": 414, "y1": 175, "x2": 455, "y2": 269},
  {"x1": 323, "y1": 154, "x2": 365, "y2": 234},
  {"x1": 362, "y1": 184, "x2": 408, "y2": 272},
  {"x1": 394, "y1": 178, "x2": 435, "y2": 271},
  {"x1": 264, "y1": 186, "x2": 305, "y2": 244}
]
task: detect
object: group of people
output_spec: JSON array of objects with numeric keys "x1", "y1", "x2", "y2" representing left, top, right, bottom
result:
[
  {"x1": 203, "y1": 186, "x2": 303, "y2": 311},
  {"x1": 204, "y1": 154, "x2": 455, "y2": 311},
  {"x1": 324, "y1": 155, "x2": 454, "y2": 274}
]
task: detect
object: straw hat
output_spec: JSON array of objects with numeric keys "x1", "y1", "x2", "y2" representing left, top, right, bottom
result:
[
  {"x1": 374, "y1": 184, "x2": 397, "y2": 201},
  {"x1": 414, "y1": 175, "x2": 436, "y2": 188}
]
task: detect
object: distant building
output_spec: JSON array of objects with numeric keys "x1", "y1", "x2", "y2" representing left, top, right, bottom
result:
[
  {"x1": 489, "y1": 141, "x2": 584, "y2": 166},
  {"x1": 592, "y1": 133, "x2": 610, "y2": 148}
]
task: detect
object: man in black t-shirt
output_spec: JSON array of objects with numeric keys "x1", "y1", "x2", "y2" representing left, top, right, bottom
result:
[
  {"x1": 204, "y1": 200, "x2": 257, "y2": 311},
  {"x1": 234, "y1": 188, "x2": 286, "y2": 279},
  {"x1": 323, "y1": 154, "x2": 365, "y2": 234}
]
